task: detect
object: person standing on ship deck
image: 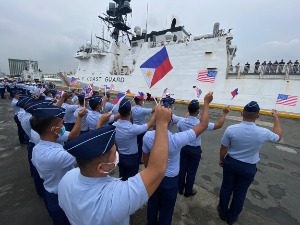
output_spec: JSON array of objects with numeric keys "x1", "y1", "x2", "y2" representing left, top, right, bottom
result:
[{"x1": 217, "y1": 101, "x2": 282, "y2": 225}]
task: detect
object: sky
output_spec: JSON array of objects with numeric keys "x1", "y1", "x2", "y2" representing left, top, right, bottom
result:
[{"x1": 0, "y1": 0, "x2": 300, "y2": 74}]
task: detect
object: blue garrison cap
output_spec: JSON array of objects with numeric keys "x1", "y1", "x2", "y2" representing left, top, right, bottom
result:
[
  {"x1": 30, "y1": 105, "x2": 65, "y2": 119},
  {"x1": 77, "y1": 94, "x2": 85, "y2": 102},
  {"x1": 24, "y1": 100, "x2": 53, "y2": 112},
  {"x1": 64, "y1": 125, "x2": 116, "y2": 160},
  {"x1": 162, "y1": 97, "x2": 175, "y2": 105},
  {"x1": 16, "y1": 97, "x2": 35, "y2": 108},
  {"x1": 92, "y1": 91, "x2": 100, "y2": 96},
  {"x1": 188, "y1": 99, "x2": 200, "y2": 110},
  {"x1": 244, "y1": 101, "x2": 260, "y2": 112},
  {"x1": 89, "y1": 96, "x2": 102, "y2": 107},
  {"x1": 118, "y1": 98, "x2": 131, "y2": 113}
]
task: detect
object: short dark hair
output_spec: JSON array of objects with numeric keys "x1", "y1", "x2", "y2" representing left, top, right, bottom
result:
[
  {"x1": 119, "y1": 108, "x2": 131, "y2": 117},
  {"x1": 76, "y1": 150, "x2": 111, "y2": 170},
  {"x1": 188, "y1": 107, "x2": 199, "y2": 114},
  {"x1": 90, "y1": 103, "x2": 101, "y2": 111},
  {"x1": 78, "y1": 97, "x2": 84, "y2": 105},
  {"x1": 30, "y1": 116, "x2": 58, "y2": 135},
  {"x1": 243, "y1": 111, "x2": 259, "y2": 119}
]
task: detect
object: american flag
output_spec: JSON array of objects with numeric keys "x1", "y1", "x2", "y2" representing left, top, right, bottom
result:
[
  {"x1": 193, "y1": 86, "x2": 202, "y2": 98},
  {"x1": 87, "y1": 83, "x2": 93, "y2": 89},
  {"x1": 197, "y1": 70, "x2": 217, "y2": 83},
  {"x1": 110, "y1": 84, "x2": 115, "y2": 90},
  {"x1": 56, "y1": 90, "x2": 64, "y2": 97},
  {"x1": 276, "y1": 94, "x2": 298, "y2": 106},
  {"x1": 70, "y1": 77, "x2": 78, "y2": 86}
]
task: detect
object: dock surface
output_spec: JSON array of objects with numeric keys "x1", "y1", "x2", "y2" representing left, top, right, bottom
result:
[{"x1": 0, "y1": 97, "x2": 299, "y2": 225}]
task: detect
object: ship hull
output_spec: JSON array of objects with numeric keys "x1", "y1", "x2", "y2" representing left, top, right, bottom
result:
[{"x1": 74, "y1": 37, "x2": 300, "y2": 114}]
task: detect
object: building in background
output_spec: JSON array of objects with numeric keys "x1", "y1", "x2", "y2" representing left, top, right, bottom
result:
[{"x1": 8, "y1": 58, "x2": 38, "y2": 76}]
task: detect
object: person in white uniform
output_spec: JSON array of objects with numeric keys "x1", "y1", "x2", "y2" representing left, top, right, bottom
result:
[
  {"x1": 131, "y1": 94, "x2": 155, "y2": 164},
  {"x1": 30, "y1": 104, "x2": 87, "y2": 225},
  {"x1": 58, "y1": 104, "x2": 172, "y2": 225},
  {"x1": 142, "y1": 92, "x2": 213, "y2": 225},
  {"x1": 218, "y1": 101, "x2": 282, "y2": 224},
  {"x1": 177, "y1": 100, "x2": 230, "y2": 197}
]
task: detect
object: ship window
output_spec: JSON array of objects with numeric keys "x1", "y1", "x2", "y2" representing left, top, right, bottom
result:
[{"x1": 205, "y1": 51, "x2": 213, "y2": 54}]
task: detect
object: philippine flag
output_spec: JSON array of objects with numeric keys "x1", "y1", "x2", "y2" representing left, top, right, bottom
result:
[
  {"x1": 140, "y1": 47, "x2": 173, "y2": 88},
  {"x1": 114, "y1": 93, "x2": 126, "y2": 104},
  {"x1": 231, "y1": 88, "x2": 238, "y2": 99}
]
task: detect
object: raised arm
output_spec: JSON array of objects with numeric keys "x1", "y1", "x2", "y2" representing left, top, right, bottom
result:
[
  {"x1": 213, "y1": 106, "x2": 230, "y2": 130},
  {"x1": 68, "y1": 108, "x2": 88, "y2": 140},
  {"x1": 192, "y1": 92, "x2": 213, "y2": 136},
  {"x1": 140, "y1": 105, "x2": 171, "y2": 197},
  {"x1": 272, "y1": 110, "x2": 282, "y2": 141}
]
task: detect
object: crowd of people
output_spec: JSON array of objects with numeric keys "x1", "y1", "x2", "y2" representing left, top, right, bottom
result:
[
  {"x1": 231, "y1": 59, "x2": 299, "y2": 74},
  {"x1": 1, "y1": 80, "x2": 282, "y2": 225}
]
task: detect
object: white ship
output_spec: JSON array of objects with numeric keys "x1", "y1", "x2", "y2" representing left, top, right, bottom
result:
[{"x1": 72, "y1": 0, "x2": 300, "y2": 115}]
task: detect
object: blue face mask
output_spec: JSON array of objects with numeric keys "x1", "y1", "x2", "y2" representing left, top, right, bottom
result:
[{"x1": 54, "y1": 126, "x2": 66, "y2": 137}]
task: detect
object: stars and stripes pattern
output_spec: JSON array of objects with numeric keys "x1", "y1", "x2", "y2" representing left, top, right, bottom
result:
[
  {"x1": 193, "y1": 86, "x2": 202, "y2": 98},
  {"x1": 70, "y1": 77, "x2": 79, "y2": 86},
  {"x1": 162, "y1": 88, "x2": 168, "y2": 97},
  {"x1": 197, "y1": 70, "x2": 217, "y2": 83},
  {"x1": 276, "y1": 94, "x2": 298, "y2": 106}
]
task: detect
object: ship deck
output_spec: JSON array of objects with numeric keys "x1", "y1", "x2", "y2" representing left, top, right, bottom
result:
[{"x1": 0, "y1": 96, "x2": 299, "y2": 225}]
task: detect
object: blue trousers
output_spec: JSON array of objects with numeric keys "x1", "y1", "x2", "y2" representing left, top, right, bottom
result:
[
  {"x1": 119, "y1": 153, "x2": 139, "y2": 181},
  {"x1": 219, "y1": 156, "x2": 257, "y2": 224},
  {"x1": 147, "y1": 175, "x2": 179, "y2": 225},
  {"x1": 0, "y1": 88, "x2": 5, "y2": 99},
  {"x1": 63, "y1": 123, "x2": 75, "y2": 132},
  {"x1": 14, "y1": 115, "x2": 28, "y2": 144},
  {"x1": 137, "y1": 132, "x2": 146, "y2": 163},
  {"x1": 44, "y1": 191, "x2": 70, "y2": 225},
  {"x1": 27, "y1": 142, "x2": 35, "y2": 176},
  {"x1": 178, "y1": 145, "x2": 201, "y2": 195}
]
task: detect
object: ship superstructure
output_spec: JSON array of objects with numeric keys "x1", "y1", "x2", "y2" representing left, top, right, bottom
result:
[{"x1": 72, "y1": 0, "x2": 300, "y2": 114}]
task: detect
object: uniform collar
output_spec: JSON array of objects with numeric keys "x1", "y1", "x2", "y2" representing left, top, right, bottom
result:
[
  {"x1": 241, "y1": 121, "x2": 256, "y2": 125},
  {"x1": 78, "y1": 171, "x2": 120, "y2": 185}
]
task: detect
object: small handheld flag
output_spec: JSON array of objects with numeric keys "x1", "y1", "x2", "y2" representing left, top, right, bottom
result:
[
  {"x1": 70, "y1": 77, "x2": 79, "y2": 86},
  {"x1": 231, "y1": 88, "x2": 238, "y2": 99},
  {"x1": 193, "y1": 86, "x2": 202, "y2": 98}
]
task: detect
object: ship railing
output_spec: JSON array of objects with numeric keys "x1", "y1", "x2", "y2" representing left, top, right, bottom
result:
[
  {"x1": 227, "y1": 64, "x2": 300, "y2": 79},
  {"x1": 149, "y1": 38, "x2": 192, "y2": 48}
]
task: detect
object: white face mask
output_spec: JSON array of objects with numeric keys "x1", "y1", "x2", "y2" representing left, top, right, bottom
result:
[{"x1": 101, "y1": 151, "x2": 119, "y2": 174}]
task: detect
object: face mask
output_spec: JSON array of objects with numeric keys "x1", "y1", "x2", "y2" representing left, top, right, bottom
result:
[
  {"x1": 71, "y1": 98, "x2": 76, "y2": 104},
  {"x1": 54, "y1": 126, "x2": 66, "y2": 137},
  {"x1": 142, "y1": 101, "x2": 145, "y2": 106},
  {"x1": 102, "y1": 151, "x2": 119, "y2": 174}
]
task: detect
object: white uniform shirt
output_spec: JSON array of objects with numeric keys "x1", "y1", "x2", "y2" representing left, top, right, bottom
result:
[
  {"x1": 11, "y1": 98, "x2": 20, "y2": 115},
  {"x1": 143, "y1": 129, "x2": 196, "y2": 177},
  {"x1": 86, "y1": 111, "x2": 114, "y2": 131},
  {"x1": 221, "y1": 121, "x2": 279, "y2": 164},
  {"x1": 19, "y1": 112, "x2": 33, "y2": 142},
  {"x1": 58, "y1": 168, "x2": 148, "y2": 225},
  {"x1": 177, "y1": 116, "x2": 215, "y2": 146},
  {"x1": 113, "y1": 120, "x2": 148, "y2": 155},
  {"x1": 131, "y1": 105, "x2": 152, "y2": 125},
  {"x1": 74, "y1": 106, "x2": 90, "y2": 131},
  {"x1": 32, "y1": 140, "x2": 76, "y2": 194},
  {"x1": 104, "y1": 101, "x2": 114, "y2": 113}
]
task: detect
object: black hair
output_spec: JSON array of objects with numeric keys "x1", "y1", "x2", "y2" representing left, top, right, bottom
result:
[
  {"x1": 90, "y1": 102, "x2": 101, "y2": 111},
  {"x1": 78, "y1": 97, "x2": 84, "y2": 105},
  {"x1": 118, "y1": 108, "x2": 131, "y2": 117},
  {"x1": 30, "y1": 116, "x2": 57, "y2": 135},
  {"x1": 243, "y1": 111, "x2": 259, "y2": 119},
  {"x1": 188, "y1": 107, "x2": 199, "y2": 114}
]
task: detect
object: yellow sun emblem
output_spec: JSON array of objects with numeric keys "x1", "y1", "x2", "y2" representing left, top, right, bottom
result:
[{"x1": 146, "y1": 70, "x2": 152, "y2": 78}]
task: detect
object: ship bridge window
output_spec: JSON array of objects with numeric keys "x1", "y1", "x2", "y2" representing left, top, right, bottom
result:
[
  {"x1": 207, "y1": 68, "x2": 217, "y2": 70},
  {"x1": 131, "y1": 42, "x2": 138, "y2": 47}
]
